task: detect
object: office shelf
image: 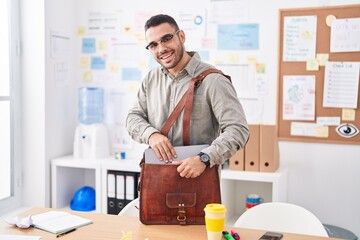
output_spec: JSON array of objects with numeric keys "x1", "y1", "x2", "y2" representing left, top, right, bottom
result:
[
  {"x1": 221, "y1": 168, "x2": 287, "y2": 226},
  {"x1": 51, "y1": 156, "x2": 287, "y2": 223}
]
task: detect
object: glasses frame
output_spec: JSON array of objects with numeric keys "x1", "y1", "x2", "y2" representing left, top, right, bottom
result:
[{"x1": 145, "y1": 30, "x2": 181, "y2": 51}]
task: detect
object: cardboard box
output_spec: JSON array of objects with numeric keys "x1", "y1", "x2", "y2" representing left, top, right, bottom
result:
[
  {"x1": 229, "y1": 148, "x2": 244, "y2": 171},
  {"x1": 244, "y1": 125, "x2": 260, "y2": 172},
  {"x1": 259, "y1": 125, "x2": 279, "y2": 172}
]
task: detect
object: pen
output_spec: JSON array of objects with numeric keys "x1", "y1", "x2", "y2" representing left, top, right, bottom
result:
[
  {"x1": 222, "y1": 231, "x2": 235, "y2": 240},
  {"x1": 56, "y1": 228, "x2": 76, "y2": 238}
]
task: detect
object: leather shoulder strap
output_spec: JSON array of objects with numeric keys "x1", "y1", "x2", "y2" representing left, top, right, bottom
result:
[{"x1": 160, "y1": 68, "x2": 230, "y2": 145}]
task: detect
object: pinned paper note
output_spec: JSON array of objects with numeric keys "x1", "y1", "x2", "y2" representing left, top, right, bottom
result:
[
  {"x1": 306, "y1": 59, "x2": 319, "y2": 71},
  {"x1": 316, "y1": 126, "x2": 329, "y2": 138},
  {"x1": 316, "y1": 53, "x2": 329, "y2": 66},
  {"x1": 342, "y1": 108, "x2": 356, "y2": 121}
]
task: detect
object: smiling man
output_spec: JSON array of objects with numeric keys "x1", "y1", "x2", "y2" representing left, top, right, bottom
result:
[{"x1": 126, "y1": 14, "x2": 249, "y2": 178}]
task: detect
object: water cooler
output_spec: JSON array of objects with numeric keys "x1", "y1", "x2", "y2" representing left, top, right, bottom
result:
[{"x1": 74, "y1": 87, "x2": 110, "y2": 159}]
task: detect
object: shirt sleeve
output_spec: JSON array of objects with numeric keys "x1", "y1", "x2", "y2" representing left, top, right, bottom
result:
[
  {"x1": 125, "y1": 77, "x2": 159, "y2": 144},
  {"x1": 201, "y1": 74, "x2": 249, "y2": 166}
]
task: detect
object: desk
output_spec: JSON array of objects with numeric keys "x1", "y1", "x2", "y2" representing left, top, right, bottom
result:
[{"x1": 0, "y1": 208, "x2": 333, "y2": 240}]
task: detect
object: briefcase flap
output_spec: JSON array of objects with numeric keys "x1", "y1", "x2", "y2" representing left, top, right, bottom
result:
[{"x1": 166, "y1": 192, "x2": 196, "y2": 208}]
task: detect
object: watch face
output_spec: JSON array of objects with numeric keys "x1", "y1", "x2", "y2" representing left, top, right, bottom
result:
[{"x1": 200, "y1": 154, "x2": 209, "y2": 163}]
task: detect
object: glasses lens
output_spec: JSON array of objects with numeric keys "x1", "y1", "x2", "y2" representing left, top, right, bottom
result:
[
  {"x1": 146, "y1": 42, "x2": 157, "y2": 50},
  {"x1": 161, "y1": 34, "x2": 174, "y2": 44},
  {"x1": 146, "y1": 30, "x2": 180, "y2": 51}
]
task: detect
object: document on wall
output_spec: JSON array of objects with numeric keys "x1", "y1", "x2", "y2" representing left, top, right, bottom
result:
[
  {"x1": 330, "y1": 18, "x2": 360, "y2": 53},
  {"x1": 323, "y1": 61, "x2": 360, "y2": 109},
  {"x1": 31, "y1": 211, "x2": 92, "y2": 235},
  {"x1": 283, "y1": 15, "x2": 317, "y2": 62},
  {"x1": 283, "y1": 75, "x2": 316, "y2": 120}
]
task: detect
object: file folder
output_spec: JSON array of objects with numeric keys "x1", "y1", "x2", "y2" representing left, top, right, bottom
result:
[
  {"x1": 107, "y1": 170, "x2": 140, "y2": 215},
  {"x1": 245, "y1": 125, "x2": 260, "y2": 171},
  {"x1": 259, "y1": 125, "x2": 279, "y2": 172},
  {"x1": 107, "y1": 172, "x2": 117, "y2": 214},
  {"x1": 116, "y1": 173, "x2": 126, "y2": 214},
  {"x1": 229, "y1": 148, "x2": 245, "y2": 171}
]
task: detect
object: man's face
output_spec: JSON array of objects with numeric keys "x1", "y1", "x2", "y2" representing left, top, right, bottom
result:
[{"x1": 145, "y1": 23, "x2": 184, "y2": 70}]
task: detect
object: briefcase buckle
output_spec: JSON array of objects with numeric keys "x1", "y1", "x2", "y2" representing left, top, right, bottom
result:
[{"x1": 177, "y1": 204, "x2": 187, "y2": 225}]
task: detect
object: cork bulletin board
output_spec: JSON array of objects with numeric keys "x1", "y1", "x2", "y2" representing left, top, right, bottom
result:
[{"x1": 277, "y1": 4, "x2": 360, "y2": 145}]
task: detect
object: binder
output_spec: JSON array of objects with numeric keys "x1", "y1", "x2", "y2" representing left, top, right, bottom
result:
[
  {"x1": 245, "y1": 125, "x2": 260, "y2": 171},
  {"x1": 116, "y1": 173, "x2": 126, "y2": 214},
  {"x1": 107, "y1": 172, "x2": 117, "y2": 214},
  {"x1": 107, "y1": 170, "x2": 140, "y2": 215},
  {"x1": 125, "y1": 172, "x2": 137, "y2": 206},
  {"x1": 259, "y1": 125, "x2": 279, "y2": 172},
  {"x1": 229, "y1": 148, "x2": 245, "y2": 171}
]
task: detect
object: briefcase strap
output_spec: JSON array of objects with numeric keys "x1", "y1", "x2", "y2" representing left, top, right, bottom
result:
[{"x1": 160, "y1": 68, "x2": 231, "y2": 145}]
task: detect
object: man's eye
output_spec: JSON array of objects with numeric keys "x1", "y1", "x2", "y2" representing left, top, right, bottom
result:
[
  {"x1": 162, "y1": 35, "x2": 173, "y2": 43},
  {"x1": 148, "y1": 43, "x2": 157, "y2": 49}
]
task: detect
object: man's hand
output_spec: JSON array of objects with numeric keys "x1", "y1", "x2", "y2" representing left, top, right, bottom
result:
[
  {"x1": 148, "y1": 132, "x2": 177, "y2": 162},
  {"x1": 172, "y1": 156, "x2": 206, "y2": 178}
]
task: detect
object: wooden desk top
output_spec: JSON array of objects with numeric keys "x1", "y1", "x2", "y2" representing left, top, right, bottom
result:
[{"x1": 0, "y1": 208, "x2": 334, "y2": 240}]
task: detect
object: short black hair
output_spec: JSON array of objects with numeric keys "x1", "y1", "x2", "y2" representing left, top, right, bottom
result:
[{"x1": 144, "y1": 14, "x2": 179, "y2": 32}]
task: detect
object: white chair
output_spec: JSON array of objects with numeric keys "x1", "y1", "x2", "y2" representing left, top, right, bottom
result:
[
  {"x1": 118, "y1": 198, "x2": 139, "y2": 217},
  {"x1": 234, "y1": 202, "x2": 328, "y2": 237}
]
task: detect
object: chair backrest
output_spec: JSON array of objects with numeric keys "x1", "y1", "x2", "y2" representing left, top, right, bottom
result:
[
  {"x1": 118, "y1": 198, "x2": 139, "y2": 217},
  {"x1": 234, "y1": 202, "x2": 328, "y2": 237}
]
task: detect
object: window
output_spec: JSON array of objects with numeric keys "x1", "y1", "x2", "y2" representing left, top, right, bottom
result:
[{"x1": 0, "y1": 0, "x2": 21, "y2": 213}]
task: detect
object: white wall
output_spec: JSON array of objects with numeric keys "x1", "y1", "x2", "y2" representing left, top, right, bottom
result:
[
  {"x1": 21, "y1": 0, "x2": 76, "y2": 208},
  {"x1": 21, "y1": 0, "x2": 46, "y2": 207},
  {"x1": 20, "y1": 0, "x2": 360, "y2": 237}
]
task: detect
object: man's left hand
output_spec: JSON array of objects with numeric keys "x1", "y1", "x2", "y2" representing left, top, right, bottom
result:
[{"x1": 172, "y1": 156, "x2": 206, "y2": 178}]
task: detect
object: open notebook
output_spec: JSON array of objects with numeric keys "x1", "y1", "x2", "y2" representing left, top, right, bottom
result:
[{"x1": 31, "y1": 211, "x2": 92, "y2": 235}]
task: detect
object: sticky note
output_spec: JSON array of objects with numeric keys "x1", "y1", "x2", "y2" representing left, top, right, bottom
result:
[
  {"x1": 80, "y1": 57, "x2": 89, "y2": 68},
  {"x1": 316, "y1": 53, "x2": 329, "y2": 66},
  {"x1": 306, "y1": 59, "x2": 319, "y2": 71},
  {"x1": 342, "y1": 108, "x2": 356, "y2": 121}
]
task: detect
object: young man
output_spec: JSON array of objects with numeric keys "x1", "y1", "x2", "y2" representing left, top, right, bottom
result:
[{"x1": 126, "y1": 14, "x2": 249, "y2": 178}]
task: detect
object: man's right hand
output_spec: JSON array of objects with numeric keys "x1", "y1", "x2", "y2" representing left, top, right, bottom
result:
[{"x1": 148, "y1": 132, "x2": 177, "y2": 162}]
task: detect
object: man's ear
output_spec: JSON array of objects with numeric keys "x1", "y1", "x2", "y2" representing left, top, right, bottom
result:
[{"x1": 178, "y1": 30, "x2": 186, "y2": 44}]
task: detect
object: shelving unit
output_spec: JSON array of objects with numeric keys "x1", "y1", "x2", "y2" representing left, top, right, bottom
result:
[
  {"x1": 221, "y1": 168, "x2": 287, "y2": 225},
  {"x1": 51, "y1": 156, "x2": 287, "y2": 223},
  {"x1": 51, "y1": 156, "x2": 103, "y2": 213}
]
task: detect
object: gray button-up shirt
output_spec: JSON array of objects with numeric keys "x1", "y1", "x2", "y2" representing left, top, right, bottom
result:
[{"x1": 126, "y1": 52, "x2": 249, "y2": 166}]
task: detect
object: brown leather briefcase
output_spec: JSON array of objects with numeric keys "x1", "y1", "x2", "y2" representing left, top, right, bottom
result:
[
  {"x1": 139, "y1": 163, "x2": 221, "y2": 225},
  {"x1": 138, "y1": 69, "x2": 229, "y2": 225}
]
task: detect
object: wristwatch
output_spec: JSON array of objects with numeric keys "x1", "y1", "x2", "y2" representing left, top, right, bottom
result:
[{"x1": 198, "y1": 152, "x2": 211, "y2": 167}]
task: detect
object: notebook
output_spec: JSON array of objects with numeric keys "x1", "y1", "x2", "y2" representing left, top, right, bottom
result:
[
  {"x1": 31, "y1": 211, "x2": 92, "y2": 235},
  {"x1": 145, "y1": 144, "x2": 209, "y2": 164}
]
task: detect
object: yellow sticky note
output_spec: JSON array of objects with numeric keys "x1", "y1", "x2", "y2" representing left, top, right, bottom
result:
[
  {"x1": 128, "y1": 83, "x2": 140, "y2": 94},
  {"x1": 98, "y1": 40, "x2": 108, "y2": 51},
  {"x1": 77, "y1": 26, "x2": 86, "y2": 36},
  {"x1": 342, "y1": 108, "x2": 356, "y2": 121},
  {"x1": 316, "y1": 53, "x2": 329, "y2": 66},
  {"x1": 83, "y1": 71, "x2": 93, "y2": 82},
  {"x1": 306, "y1": 59, "x2": 319, "y2": 71},
  {"x1": 246, "y1": 56, "x2": 257, "y2": 64},
  {"x1": 80, "y1": 57, "x2": 89, "y2": 68},
  {"x1": 316, "y1": 126, "x2": 329, "y2": 138},
  {"x1": 227, "y1": 53, "x2": 239, "y2": 64}
]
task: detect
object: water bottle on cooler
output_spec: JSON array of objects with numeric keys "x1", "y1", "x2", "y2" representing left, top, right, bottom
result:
[{"x1": 78, "y1": 87, "x2": 104, "y2": 125}]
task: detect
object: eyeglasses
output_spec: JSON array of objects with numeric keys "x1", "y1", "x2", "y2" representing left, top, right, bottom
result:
[{"x1": 145, "y1": 30, "x2": 181, "y2": 51}]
